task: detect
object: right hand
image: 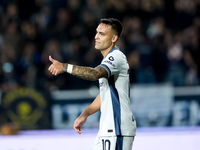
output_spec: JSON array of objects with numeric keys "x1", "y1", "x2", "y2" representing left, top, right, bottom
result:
[{"x1": 48, "y1": 55, "x2": 64, "y2": 76}]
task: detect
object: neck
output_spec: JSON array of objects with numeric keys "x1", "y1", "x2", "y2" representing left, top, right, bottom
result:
[{"x1": 101, "y1": 44, "x2": 115, "y2": 57}]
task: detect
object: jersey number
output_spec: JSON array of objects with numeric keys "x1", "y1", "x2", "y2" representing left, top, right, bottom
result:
[{"x1": 102, "y1": 139, "x2": 111, "y2": 150}]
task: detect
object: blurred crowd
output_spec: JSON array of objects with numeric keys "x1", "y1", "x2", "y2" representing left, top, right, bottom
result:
[{"x1": 0, "y1": 0, "x2": 200, "y2": 93}]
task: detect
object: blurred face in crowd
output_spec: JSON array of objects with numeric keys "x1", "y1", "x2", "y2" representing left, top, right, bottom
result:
[{"x1": 94, "y1": 23, "x2": 118, "y2": 53}]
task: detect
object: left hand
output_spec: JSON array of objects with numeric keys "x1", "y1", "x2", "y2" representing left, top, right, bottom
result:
[
  {"x1": 48, "y1": 55, "x2": 64, "y2": 75},
  {"x1": 73, "y1": 115, "x2": 87, "y2": 134}
]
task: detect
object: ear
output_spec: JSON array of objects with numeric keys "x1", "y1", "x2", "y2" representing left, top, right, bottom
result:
[{"x1": 112, "y1": 35, "x2": 118, "y2": 43}]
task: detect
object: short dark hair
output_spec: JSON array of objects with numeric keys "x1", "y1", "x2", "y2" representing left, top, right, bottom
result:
[{"x1": 99, "y1": 18, "x2": 123, "y2": 37}]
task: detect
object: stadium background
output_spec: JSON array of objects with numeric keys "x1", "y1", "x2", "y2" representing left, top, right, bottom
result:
[{"x1": 0, "y1": 0, "x2": 200, "y2": 149}]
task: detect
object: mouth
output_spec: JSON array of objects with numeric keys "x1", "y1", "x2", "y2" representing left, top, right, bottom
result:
[{"x1": 95, "y1": 41, "x2": 100, "y2": 45}]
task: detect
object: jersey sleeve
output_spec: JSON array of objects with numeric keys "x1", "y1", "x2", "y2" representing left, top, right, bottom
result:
[{"x1": 100, "y1": 51, "x2": 121, "y2": 78}]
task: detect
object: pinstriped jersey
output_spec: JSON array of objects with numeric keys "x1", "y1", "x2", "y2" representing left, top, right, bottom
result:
[{"x1": 98, "y1": 46, "x2": 136, "y2": 136}]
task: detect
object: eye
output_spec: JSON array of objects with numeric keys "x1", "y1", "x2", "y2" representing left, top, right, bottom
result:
[
  {"x1": 100, "y1": 32, "x2": 105, "y2": 35},
  {"x1": 95, "y1": 31, "x2": 105, "y2": 36}
]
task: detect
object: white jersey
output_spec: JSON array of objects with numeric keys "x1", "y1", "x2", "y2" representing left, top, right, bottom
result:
[{"x1": 98, "y1": 46, "x2": 136, "y2": 136}]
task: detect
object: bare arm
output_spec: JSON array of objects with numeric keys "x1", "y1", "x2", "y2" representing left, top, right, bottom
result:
[
  {"x1": 64, "y1": 64, "x2": 108, "y2": 81},
  {"x1": 74, "y1": 94, "x2": 101, "y2": 134},
  {"x1": 48, "y1": 55, "x2": 108, "y2": 80}
]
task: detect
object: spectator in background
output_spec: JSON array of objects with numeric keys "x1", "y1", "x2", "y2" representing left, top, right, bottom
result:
[
  {"x1": 4, "y1": 21, "x2": 20, "y2": 52},
  {"x1": 165, "y1": 32, "x2": 187, "y2": 86},
  {"x1": 31, "y1": 5, "x2": 51, "y2": 37},
  {"x1": 123, "y1": 17, "x2": 144, "y2": 51},
  {"x1": 183, "y1": 22, "x2": 200, "y2": 85},
  {"x1": 83, "y1": 0, "x2": 103, "y2": 21},
  {"x1": 17, "y1": 42, "x2": 40, "y2": 88},
  {"x1": 147, "y1": 17, "x2": 168, "y2": 83},
  {"x1": 1, "y1": 2, "x2": 20, "y2": 28},
  {"x1": 102, "y1": 0, "x2": 126, "y2": 20},
  {"x1": 123, "y1": 0, "x2": 140, "y2": 18},
  {"x1": 0, "y1": 43, "x2": 19, "y2": 93},
  {"x1": 134, "y1": 35, "x2": 156, "y2": 84},
  {"x1": 19, "y1": 21, "x2": 43, "y2": 53},
  {"x1": 172, "y1": 0, "x2": 196, "y2": 32},
  {"x1": 48, "y1": 8, "x2": 71, "y2": 42},
  {"x1": 66, "y1": 0, "x2": 81, "y2": 26}
]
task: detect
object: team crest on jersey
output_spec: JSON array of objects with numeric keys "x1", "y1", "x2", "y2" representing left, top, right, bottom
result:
[{"x1": 108, "y1": 56, "x2": 114, "y2": 61}]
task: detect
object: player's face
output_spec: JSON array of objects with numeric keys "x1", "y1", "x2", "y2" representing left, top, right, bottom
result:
[{"x1": 95, "y1": 23, "x2": 116, "y2": 51}]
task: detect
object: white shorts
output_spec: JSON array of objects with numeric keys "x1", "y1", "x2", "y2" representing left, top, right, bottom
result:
[{"x1": 93, "y1": 135, "x2": 135, "y2": 150}]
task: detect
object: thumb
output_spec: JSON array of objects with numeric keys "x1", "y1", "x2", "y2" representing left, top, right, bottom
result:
[{"x1": 49, "y1": 55, "x2": 54, "y2": 63}]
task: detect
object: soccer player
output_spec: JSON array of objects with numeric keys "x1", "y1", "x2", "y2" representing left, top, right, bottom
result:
[{"x1": 48, "y1": 18, "x2": 136, "y2": 150}]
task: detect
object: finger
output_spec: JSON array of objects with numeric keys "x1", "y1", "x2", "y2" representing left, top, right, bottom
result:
[
  {"x1": 52, "y1": 70, "x2": 57, "y2": 76},
  {"x1": 77, "y1": 127, "x2": 81, "y2": 134},
  {"x1": 77, "y1": 128, "x2": 82, "y2": 134},
  {"x1": 48, "y1": 65, "x2": 52, "y2": 71},
  {"x1": 48, "y1": 65, "x2": 54, "y2": 73},
  {"x1": 74, "y1": 128, "x2": 79, "y2": 133},
  {"x1": 78, "y1": 130, "x2": 82, "y2": 134},
  {"x1": 54, "y1": 70, "x2": 58, "y2": 76},
  {"x1": 73, "y1": 126, "x2": 78, "y2": 132},
  {"x1": 48, "y1": 67, "x2": 55, "y2": 75},
  {"x1": 74, "y1": 126, "x2": 82, "y2": 134},
  {"x1": 49, "y1": 55, "x2": 54, "y2": 63}
]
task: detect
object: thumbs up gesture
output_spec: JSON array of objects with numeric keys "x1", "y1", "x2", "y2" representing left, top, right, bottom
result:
[{"x1": 48, "y1": 55, "x2": 64, "y2": 76}]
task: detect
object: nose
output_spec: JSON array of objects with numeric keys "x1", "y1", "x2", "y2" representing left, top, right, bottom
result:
[{"x1": 95, "y1": 33, "x2": 99, "y2": 39}]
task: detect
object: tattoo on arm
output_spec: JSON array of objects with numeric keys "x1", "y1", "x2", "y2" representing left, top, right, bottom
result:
[{"x1": 63, "y1": 64, "x2": 108, "y2": 81}]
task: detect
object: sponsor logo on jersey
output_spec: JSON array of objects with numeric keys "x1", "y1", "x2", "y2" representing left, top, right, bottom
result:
[{"x1": 103, "y1": 60, "x2": 115, "y2": 67}]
